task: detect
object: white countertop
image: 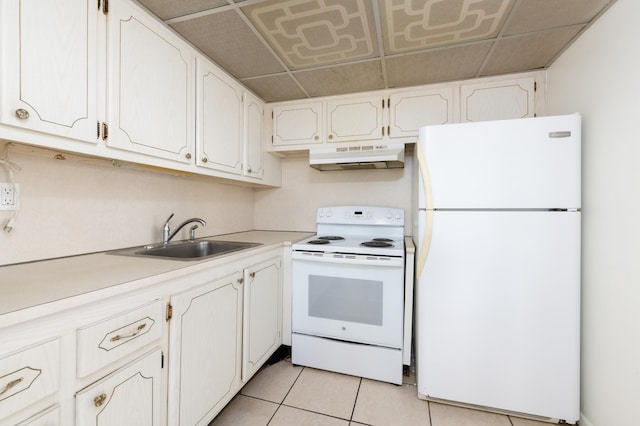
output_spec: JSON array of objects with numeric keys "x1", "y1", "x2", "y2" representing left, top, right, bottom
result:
[{"x1": 0, "y1": 231, "x2": 313, "y2": 324}]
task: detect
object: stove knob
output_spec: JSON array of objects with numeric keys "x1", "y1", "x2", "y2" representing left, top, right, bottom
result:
[{"x1": 386, "y1": 211, "x2": 393, "y2": 219}]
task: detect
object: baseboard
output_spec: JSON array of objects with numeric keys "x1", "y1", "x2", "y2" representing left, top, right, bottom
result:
[{"x1": 580, "y1": 412, "x2": 593, "y2": 426}]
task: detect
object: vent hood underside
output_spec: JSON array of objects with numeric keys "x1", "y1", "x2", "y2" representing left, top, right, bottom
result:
[{"x1": 309, "y1": 144, "x2": 405, "y2": 171}]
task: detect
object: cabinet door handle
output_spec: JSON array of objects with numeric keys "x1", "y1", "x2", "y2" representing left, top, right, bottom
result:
[
  {"x1": 249, "y1": 272, "x2": 256, "y2": 278},
  {"x1": 0, "y1": 377, "x2": 23, "y2": 397},
  {"x1": 110, "y1": 323, "x2": 147, "y2": 342},
  {"x1": 202, "y1": 157, "x2": 208, "y2": 163},
  {"x1": 94, "y1": 393, "x2": 107, "y2": 407},
  {"x1": 15, "y1": 109, "x2": 29, "y2": 120},
  {"x1": 185, "y1": 153, "x2": 192, "y2": 160},
  {"x1": 237, "y1": 278, "x2": 244, "y2": 284}
]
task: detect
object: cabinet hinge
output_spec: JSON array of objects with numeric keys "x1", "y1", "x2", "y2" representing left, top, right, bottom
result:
[
  {"x1": 166, "y1": 303, "x2": 173, "y2": 321},
  {"x1": 387, "y1": 98, "x2": 390, "y2": 108},
  {"x1": 102, "y1": 0, "x2": 109, "y2": 14},
  {"x1": 534, "y1": 81, "x2": 537, "y2": 92},
  {"x1": 97, "y1": 121, "x2": 100, "y2": 139},
  {"x1": 161, "y1": 352, "x2": 165, "y2": 369}
]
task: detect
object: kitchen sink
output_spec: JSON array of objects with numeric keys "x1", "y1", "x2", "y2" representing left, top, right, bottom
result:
[{"x1": 109, "y1": 240, "x2": 262, "y2": 261}]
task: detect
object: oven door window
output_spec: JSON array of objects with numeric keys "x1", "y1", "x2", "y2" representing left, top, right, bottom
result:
[
  {"x1": 292, "y1": 254, "x2": 404, "y2": 348},
  {"x1": 309, "y1": 275, "x2": 383, "y2": 326}
]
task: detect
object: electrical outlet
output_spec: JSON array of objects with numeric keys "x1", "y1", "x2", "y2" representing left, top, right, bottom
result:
[{"x1": 0, "y1": 183, "x2": 19, "y2": 211}]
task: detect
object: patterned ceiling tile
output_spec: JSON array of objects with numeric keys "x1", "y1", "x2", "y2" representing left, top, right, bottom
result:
[
  {"x1": 381, "y1": 0, "x2": 515, "y2": 54},
  {"x1": 240, "y1": 74, "x2": 309, "y2": 102},
  {"x1": 292, "y1": 60, "x2": 385, "y2": 97},
  {"x1": 241, "y1": 0, "x2": 379, "y2": 69},
  {"x1": 170, "y1": 10, "x2": 285, "y2": 78},
  {"x1": 385, "y1": 41, "x2": 493, "y2": 87},
  {"x1": 481, "y1": 26, "x2": 584, "y2": 75},
  {"x1": 504, "y1": 0, "x2": 613, "y2": 35},
  {"x1": 137, "y1": 0, "x2": 229, "y2": 20}
]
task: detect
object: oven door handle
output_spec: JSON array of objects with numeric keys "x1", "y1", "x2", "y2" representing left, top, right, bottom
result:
[{"x1": 292, "y1": 251, "x2": 404, "y2": 267}]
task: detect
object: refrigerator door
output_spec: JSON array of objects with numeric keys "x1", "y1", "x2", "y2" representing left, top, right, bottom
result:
[
  {"x1": 417, "y1": 114, "x2": 581, "y2": 210},
  {"x1": 416, "y1": 210, "x2": 580, "y2": 422}
]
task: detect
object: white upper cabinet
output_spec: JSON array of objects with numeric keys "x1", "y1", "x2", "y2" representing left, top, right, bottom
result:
[
  {"x1": 460, "y1": 77, "x2": 535, "y2": 122},
  {"x1": 197, "y1": 58, "x2": 243, "y2": 174},
  {"x1": 326, "y1": 96, "x2": 385, "y2": 143},
  {"x1": 243, "y1": 92, "x2": 265, "y2": 179},
  {"x1": 106, "y1": 0, "x2": 195, "y2": 163},
  {"x1": 389, "y1": 87, "x2": 455, "y2": 138},
  {"x1": 272, "y1": 102, "x2": 323, "y2": 146},
  {"x1": 0, "y1": 0, "x2": 98, "y2": 143}
]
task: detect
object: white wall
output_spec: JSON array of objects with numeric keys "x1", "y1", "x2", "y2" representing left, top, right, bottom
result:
[
  {"x1": 546, "y1": 1, "x2": 640, "y2": 425},
  {"x1": 0, "y1": 143, "x2": 254, "y2": 265},
  {"x1": 253, "y1": 153, "x2": 414, "y2": 233}
]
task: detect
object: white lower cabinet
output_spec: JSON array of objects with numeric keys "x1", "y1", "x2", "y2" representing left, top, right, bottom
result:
[
  {"x1": 168, "y1": 251, "x2": 283, "y2": 425},
  {"x1": 168, "y1": 271, "x2": 244, "y2": 426},
  {"x1": 242, "y1": 257, "x2": 282, "y2": 381},
  {"x1": 0, "y1": 339, "x2": 60, "y2": 426},
  {"x1": 0, "y1": 246, "x2": 286, "y2": 426},
  {"x1": 75, "y1": 349, "x2": 163, "y2": 426}
]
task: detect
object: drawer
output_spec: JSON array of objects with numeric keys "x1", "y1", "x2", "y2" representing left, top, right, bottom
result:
[
  {"x1": 0, "y1": 339, "x2": 60, "y2": 422},
  {"x1": 76, "y1": 300, "x2": 164, "y2": 378}
]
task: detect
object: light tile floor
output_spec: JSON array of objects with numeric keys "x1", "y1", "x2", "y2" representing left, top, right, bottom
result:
[{"x1": 209, "y1": 359, "x2": 555, "y2": 426}]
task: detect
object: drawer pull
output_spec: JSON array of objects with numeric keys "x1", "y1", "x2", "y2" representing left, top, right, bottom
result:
[
  {"x1": 110, "y1": 323, "x2": 147, "y2": 342},
  {"x1": 0, "y1": 377, "x2": 23, "y2": 397},
  {"x1": 94, "y1": 393, "x2": 107, "y2": 407}
]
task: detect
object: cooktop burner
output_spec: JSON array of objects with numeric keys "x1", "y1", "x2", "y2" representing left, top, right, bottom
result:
[
  {"x1": 372, "y1": 238, "x2": 394, "y2": 242},
  {"x1": 361, "y1": 240, "x2": 394, "y2": 248},
  {"x1": 318, "y1": 236, "x2": 345, "y2": 240},
  {"x1": 308, "y1": 239, "x2": 331, "y2": 245}
]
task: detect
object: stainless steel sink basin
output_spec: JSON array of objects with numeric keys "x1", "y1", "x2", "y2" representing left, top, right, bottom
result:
[{"x1": 109, "y1": 240, "x2": 262, "y2": 261}]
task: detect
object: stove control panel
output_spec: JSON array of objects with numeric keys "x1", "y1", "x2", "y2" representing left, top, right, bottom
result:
[{"x1": 317, "y1": 206, "x2": 404, "y2": 226}]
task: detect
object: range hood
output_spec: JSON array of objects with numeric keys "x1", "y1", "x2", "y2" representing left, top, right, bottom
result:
[{"x1": 309, "y1": 144, "x2": 405, "y2": 171}]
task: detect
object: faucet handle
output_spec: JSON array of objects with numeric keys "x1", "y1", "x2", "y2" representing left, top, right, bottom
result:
[
  {"x1": 189, "y1": 224, "x2": 199, "y2": 242},
  {"x1": 162, "y1": 213, "x2": 175, "y2": 245}
]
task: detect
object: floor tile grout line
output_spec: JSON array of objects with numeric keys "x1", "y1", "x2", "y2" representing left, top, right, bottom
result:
[
  {"x1": 279, "y1": 402, "x2": 357, "y2": 423},
  {"x1": 350, "y1": 377, "x2": 363, "y2": 422}
]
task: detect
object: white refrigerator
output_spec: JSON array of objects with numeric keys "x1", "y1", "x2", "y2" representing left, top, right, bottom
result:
[{"x1": 414, "y1": 114, "x2": 581, "y2": 423}]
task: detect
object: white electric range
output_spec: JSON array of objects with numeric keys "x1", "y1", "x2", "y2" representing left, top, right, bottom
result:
[{"x1": 291, "y1": 206, "x2": 406, "y2": 384}]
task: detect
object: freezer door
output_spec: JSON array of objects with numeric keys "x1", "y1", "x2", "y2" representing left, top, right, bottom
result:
[
  {"x1": 416, "y1": 211, "x2": 580, "y2": 422},
  {"x1": 417, "y1": 114, "x2": 581, "y2": 209}
]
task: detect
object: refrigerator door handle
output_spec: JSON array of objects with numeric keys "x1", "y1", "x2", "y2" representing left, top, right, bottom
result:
[{"x1": 416, "y1": 142, "x2": 434, "y2": 279}]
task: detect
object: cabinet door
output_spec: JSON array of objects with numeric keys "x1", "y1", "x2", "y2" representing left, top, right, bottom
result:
[
  {"x1": 75, "y1": 349, "x2": 162, "y2": 426},
  {"x1": 460, "y1": 77, "x2": 535, "y2": 122},
  {"x1": 243, "y1": 92, "x2": 264, "y2": 179},
  {"x1": 197, "y1": 58, "x2": 243, "y2": 174},
  {"x1": 327, "y1": 96, "x2": 384, "y2": 143},
  {"x1": 389, "y1": 88, "x2": 455, "y2": 137},
  {"x1": 272, "y1": 102, "x2": 323, "y2": 146},
  {"x1": 0, "y1": 339, "x2": 60, "y2": 423},
  {"x1": 106, "y1": 0, "x2": 195, "y2": 163},
  {"x1": 243, "y1": 257, "x2": 282, "y2": 381},
  {"x1": 168, "y1": 272, "x2": 243, "y2": 426},
  {"x1": 0, "y1": 0, "x2": 98, "y2": 143}
]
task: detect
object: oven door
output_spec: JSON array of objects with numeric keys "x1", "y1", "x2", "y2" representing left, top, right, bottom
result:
[{"x1": 292, "y1": 251, "x2": 404, "y2": 349}]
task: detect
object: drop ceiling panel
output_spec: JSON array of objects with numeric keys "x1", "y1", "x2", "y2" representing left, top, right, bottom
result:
[
  {"x1": 504, "y1": 0, "x2": 613, "y2": 35},
  {"x1": 481, "y1": 26, "x2": 584, "y2": 76},
  {"x1": 292, "y1": 60, "x2": 385, "y2": 97},
  {"x1": 386, "y1": 42, "x2": 493, "y2": 88},
  {"x1": 241, "y1": 0, "x2": 379, "y2": 69},
  {"x1": 241, "y1": 74, "x2": 308, "y2": 102},
  {"x1": 170, "y1": 9, "x2": 285, "y2": 78},
  {"x1": 137, "y1": 0, "x2": 229, "y2": 20},
  {"x1": 381, "y1": 0, "x2": 515, "y2": 54}
]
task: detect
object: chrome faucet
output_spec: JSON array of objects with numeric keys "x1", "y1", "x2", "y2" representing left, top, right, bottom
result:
[{"x1": 162, "y1": 213, "x2": 206, "y2": 245}]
